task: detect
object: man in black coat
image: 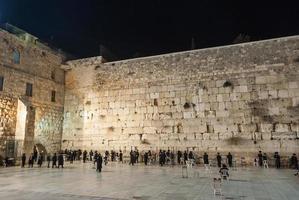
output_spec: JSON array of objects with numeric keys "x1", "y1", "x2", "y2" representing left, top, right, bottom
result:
[
  {"x1": 46, "y1": 154, "x2": 51, "y2": 168},
  {"x1": 291, "y1": 153, "x2": 298, "y2": 169},
  {"x1": 203, "y1": 152, "x2": 209, "y2": 167},
  {"x1": 89, "y1": 150, "x2": 93, "y2": 161},
  {"x1": 216, "y1": 153, "x2": 222, "y2": 168},
  {"x1": 227, "y1": 152, "x2": 233, "y2": 168},
  {"x1": 21, "y1": 153, "x2": 26, "y2": 168},
  {"x1": 144, "y1": 152, "x2": 148, "y2": 165},
  {"x1": 274, "y1": 152, "x2": 280, "y2": 169},
  {"x1": 258, "y1": 151, "x2": 263, "y2": 167},
  {"x1": 52, "y1": 153, "x2": 57, "y2": 168},
  {"x1": 58, "y1": 153, "x2": 64, "y2": 168},
  {"x1": 183, "y1": 151, "x2": 188, "y2": 164},
  {"x1": 83, "y1": 150, "x2": 87, "y2": 163},
  {"x1": 96, "y1": 154, "x2": 103, "y2": 172},
  {"x1": 119, "y1": 150, "x2": 123, "y2": 163}
]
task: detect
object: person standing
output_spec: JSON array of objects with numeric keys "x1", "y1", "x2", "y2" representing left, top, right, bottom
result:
[
  {"x1": 177, "y1": 150, "x2": 182, "y2": 164},
  {"x1": 28, "y1": 153, "x2": 34, "y2": 168},
  {"x1": 130, "y1": 150, "x2": 135, "y2": 166},
  {"x1": 135, "y1": 150, "x2": 139, "y2": 163},
  {"x1": 119, "y1": 150, "x2": 123, "y2": 163},
  {"x1": 21, "y1": 153, "x2": 26, "y2": 168},
  {"x1": 258, "y1": 151, "x2": 263, "y2": 167},
  {"x1": 227, "y1": 152, "x2": 233, "y2": 168},
  {"x1": 93, "y1": 151, "x2": 98, "y2": 165},
  {"x1": 96, "y1": 153, "x2": 103, "y2": 172},
  {"x1": 183, "y1": 151, "x2": 188, "y2": 164},
  {"x1": 83, "y1": 150, "x2": 87, "y2": 163},
  {"x1": 144, "y1": 152, "x2": 148, "y2": 165},
  {"x1": 89, "y1": 150, "x2": 94, "y2": 161},
  {"x1": 52, "y1": 153, "x2": 57, "y2": 168},
  {"x1": 216, "y1": 153, "x2": 222, "y2": 168},
  {"x1": 274, "y1": 152, "x2": 281, "y2": 169},
  {"x1": 203, "y1": 152, "x2": 209, "y2": 168},
  {"x1": 47, "y1": 154, "x2": 51, "y2": 168},
  {"x1": 58, "y1": 153, "x2": 64, "y2": 168},
  {"x1": 290, "y1": 153, "x2": 298, "y2": 169},
  {"x1": 37, "y1": 154, "x2": 43, "y2": 167}
]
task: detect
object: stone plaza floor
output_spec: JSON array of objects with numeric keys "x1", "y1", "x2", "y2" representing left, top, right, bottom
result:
[{"x1": 0, "y1": 162, "x2": 299, "y2": 200}]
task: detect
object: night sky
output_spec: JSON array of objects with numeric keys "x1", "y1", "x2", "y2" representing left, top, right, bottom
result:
[{"x1": 0, "y1": 0, "x2": 299, "y2": 60}]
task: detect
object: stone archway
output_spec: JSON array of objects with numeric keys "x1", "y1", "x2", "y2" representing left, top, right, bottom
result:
[{"x1": 14, "y1": 98, "x2": 36, "y2": 157}]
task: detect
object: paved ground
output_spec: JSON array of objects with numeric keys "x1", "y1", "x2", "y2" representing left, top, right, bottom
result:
[{"x1": 0, "y1": 162, "x2": 299, "y2": 200}]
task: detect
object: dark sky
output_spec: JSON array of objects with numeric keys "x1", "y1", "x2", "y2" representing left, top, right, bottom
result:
[{"x1": 0, "y1": 0, "x2": 299, "y2": 60}]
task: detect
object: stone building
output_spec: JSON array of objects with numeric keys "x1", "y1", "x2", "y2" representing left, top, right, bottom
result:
[
  {"x1": 1, "y1": 24, "x2": 299, "y2": 161},
  {"x1": 0, "y1": 24, "x2": 66, "y2": 158}
]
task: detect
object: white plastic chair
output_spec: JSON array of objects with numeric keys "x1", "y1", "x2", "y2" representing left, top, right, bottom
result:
[
  {"x1": 213, "y1": 178, "x2": 222, "y2": 196},
  {"x1": 263, "y1": 160, "x2": 269, "y2": 168}
]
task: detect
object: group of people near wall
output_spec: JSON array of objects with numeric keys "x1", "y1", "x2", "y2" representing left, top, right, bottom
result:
[{"x1": 5, "y1": 148, "x2": 299, "y2": 176}]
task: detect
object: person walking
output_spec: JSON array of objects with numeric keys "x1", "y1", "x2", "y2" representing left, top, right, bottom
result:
[{"x1": 96, "y1": 154, "x2": 103, "y2": 172}]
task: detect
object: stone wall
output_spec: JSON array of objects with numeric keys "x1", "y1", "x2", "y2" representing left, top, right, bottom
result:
[
  {"x1": 62, "y1": 36, "x2": 299, "y2": 160},
  {"x1": 0, "y1": 28, "x2": 65, "y2": 157}
]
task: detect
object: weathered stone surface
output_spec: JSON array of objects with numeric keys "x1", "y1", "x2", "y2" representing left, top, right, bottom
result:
[{"x1": 62, "y1": 35, "x2": 299, "y2": 159}]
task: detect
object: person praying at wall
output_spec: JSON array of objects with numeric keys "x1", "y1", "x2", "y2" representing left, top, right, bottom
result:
[
  {"x1": 188, "y1": 151, "x2": 194, "y2": 160},
  {"x1": 96, "y1": 153, "x2": 103, "y2": 172},
  {"x1": 119, "y1": 150, "x2": 123, "y2": 163},
  {"x1": 216, "y1": 153, "x2": 222, "y2": 168},
  {"x1": 83, "y1": 150, "x2": 87, "y2": 163},
  {"x1": 21, "y1": 153, "x2": 26, "y2": 168},
  {"x1": 258, "y1": 151, "x2": 263, "y2": 167},
  {"x1": 52, "y1": 153, "x2": 57, "y2": 168},
  {"x1": 227, "y1": 152, "x2": 233, "y2": 168},
  {"x1": 28, "y1": 153, "x2": 34, "y2": 168},
  {"x1": 177, "y1": 150, "x2": 182, "y2": 164},
  {"x1": 89, "y1": 150, "x2": 93, "y2": 161},
  {"x1": 274, "y1": 152, "x2": 281, "y2": 169},
  {"x1": 46, "y1": 154, "x2": 51, "y2": 168},
  {"x1": 58, "y1": 153, "x2": 64, "y2": 168}
]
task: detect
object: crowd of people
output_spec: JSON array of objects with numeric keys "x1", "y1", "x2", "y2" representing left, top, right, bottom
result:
[{"x1": 3, "y1": 148, "x2": 299, "y2": 175}]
